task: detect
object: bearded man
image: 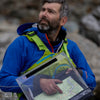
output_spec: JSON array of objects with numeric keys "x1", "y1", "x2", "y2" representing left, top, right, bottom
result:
[{"x1": 0, "y1": 0, "x2": 96, "y2": 100}]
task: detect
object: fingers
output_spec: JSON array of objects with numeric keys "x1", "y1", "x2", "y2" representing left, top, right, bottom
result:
[
  {"x1": 66, "y1": 68, "x2": 72, "y2": 74},
  {"x1": 46, "y1": 83, "x2": 57, "y2": 95},
  {"x1": 54, "y1": 79, "x2": 62, "y2": 84},
  {"x1": 54, "y1": 83, "x2": 63, "y2": 93},
  {"x1": 40, "y1": 79, "x2": 63, "y2": 95},
  {"x1": 53, "y1": 79, "x2": 63, "y2": 93},
  {"x1": 45, "y1": 79, "x2": 63, "y2": 95}
]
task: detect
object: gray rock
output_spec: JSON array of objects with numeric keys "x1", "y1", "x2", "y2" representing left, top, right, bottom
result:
[
  {"x1": 81, "y1": 14, "x2": 100, "y2": 32},
  {"x1": 0, "y1": 33, "x2": 11, "y2": 46},
  {"x1": 81, "y1": 14, "x2": 100, "y2": 46},
  {"x1": 92, "y1": 6, "x2": 100, "y2": 18},
  {"x1": 64, "y1": 21, "x2": 79, "y2": 34},
  {"x1": 0, "y1": 47, "x2": 6, "y2": 65}
]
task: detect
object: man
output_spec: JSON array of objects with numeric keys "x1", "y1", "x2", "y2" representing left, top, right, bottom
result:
[{"x1": 0, "y1": 0, "x2": 96, "y2": 100}]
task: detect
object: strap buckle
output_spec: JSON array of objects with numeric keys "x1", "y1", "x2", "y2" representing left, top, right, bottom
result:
[{"x1": 26, "y1": 31, "x2": 36, "y2": 36}]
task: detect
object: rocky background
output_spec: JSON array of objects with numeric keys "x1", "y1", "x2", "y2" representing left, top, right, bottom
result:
[{"x1": 0, "y1": 0, "x2": 100, "y2": 99}]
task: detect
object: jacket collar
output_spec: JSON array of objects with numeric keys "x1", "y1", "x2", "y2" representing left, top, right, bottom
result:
[{"x1": 17, "y1": 23, "x2": 67, "y2": 46}]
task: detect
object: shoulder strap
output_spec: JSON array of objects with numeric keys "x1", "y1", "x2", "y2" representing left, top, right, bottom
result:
[
  {"x1": 24, "y1": 31, "x2": 50, "y2": 53},
  {"x1": 24, "y1": 31, "x2": 76, "y2": 69},
  {"x1": 61, "y1": 39, "x2": 77, "y2": 68},
  {"x1": 63, "y1": 39, "x2": 70, "y2": 58}
]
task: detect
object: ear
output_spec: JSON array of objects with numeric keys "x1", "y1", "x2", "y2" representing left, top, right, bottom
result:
[{"x1": 60, "y1": 16, "x2": 67, "y2": 26}]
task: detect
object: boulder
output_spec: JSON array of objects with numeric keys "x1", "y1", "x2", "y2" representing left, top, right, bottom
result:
[{"x1": 80, "y1": 11, "x2": 100, "y2": 46}]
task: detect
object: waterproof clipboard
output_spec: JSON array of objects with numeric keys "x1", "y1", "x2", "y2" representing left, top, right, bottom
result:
[{"x1": 16, "y1": 52, "x2": 93, "y2": 100}]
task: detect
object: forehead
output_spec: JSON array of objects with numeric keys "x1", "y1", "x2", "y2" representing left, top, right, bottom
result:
[{"x1": 42, "y1": 3, "x2": 61, "y2": 12}]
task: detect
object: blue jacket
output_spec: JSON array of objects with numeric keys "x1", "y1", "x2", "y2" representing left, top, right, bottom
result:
[{"x1": 0, "y1": 23, "x2": 96, "y2": 93}]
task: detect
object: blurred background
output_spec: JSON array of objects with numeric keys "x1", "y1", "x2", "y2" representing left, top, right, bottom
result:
[{"x1": 0, "y1": 0, "x2": 100, "y2": 99}]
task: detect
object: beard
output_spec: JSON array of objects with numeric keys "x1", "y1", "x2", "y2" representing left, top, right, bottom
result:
[{"x1": 37, "y1": 16, "x2": 60, "y2": 34}]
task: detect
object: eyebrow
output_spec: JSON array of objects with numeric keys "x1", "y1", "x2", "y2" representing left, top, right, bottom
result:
[
  {"x1": 42, "y1": 6, "x2": 57, "y2": 14},
  {"x1": 48, "y1": 8, "x2": 57, "y2": 13}
]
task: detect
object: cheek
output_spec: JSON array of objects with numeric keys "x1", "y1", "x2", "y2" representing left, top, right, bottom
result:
[{"x1": 39, "y1": 13, "x2": 42, "y2": 20}]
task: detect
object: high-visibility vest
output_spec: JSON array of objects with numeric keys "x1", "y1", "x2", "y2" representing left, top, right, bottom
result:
[{"x1": 17, "y1": 31, "x2": 76, "y2": 100}]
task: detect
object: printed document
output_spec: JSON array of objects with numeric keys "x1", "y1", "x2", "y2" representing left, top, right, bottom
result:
[{"x1": 34, "y1": 76, "x2": 83, "y2": 100}]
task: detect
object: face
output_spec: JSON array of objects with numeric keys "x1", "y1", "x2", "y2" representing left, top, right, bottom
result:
[{"x1": 38, "y1": 3, "x2": 61, "y2": 33}]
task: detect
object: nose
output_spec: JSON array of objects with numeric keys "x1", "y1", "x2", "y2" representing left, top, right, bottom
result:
[{"x1": 42, "y1": 10, "x2": 48, "y2": 17}]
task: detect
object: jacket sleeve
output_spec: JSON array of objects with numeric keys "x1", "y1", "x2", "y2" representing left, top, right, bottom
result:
[
  {"x1": 0, "y1": 37, "x2": 25, "y2": 93},
  {"x1": 69, "y1": 41, "x2": 96, "y2": 90}
]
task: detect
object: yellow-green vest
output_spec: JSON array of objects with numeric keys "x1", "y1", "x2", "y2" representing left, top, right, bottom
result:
[{"x1": 17, "y1": 31, "x2": 76, "y2": 100}]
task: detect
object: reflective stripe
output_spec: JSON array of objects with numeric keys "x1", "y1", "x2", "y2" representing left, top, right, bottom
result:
[{"x1": 36, "y1": 54, "x2": 55, "y2": 64}]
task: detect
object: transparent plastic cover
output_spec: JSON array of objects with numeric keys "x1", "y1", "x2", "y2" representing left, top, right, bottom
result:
[{"x1": 16, "y1": 52, "x2": 92, "y2": 100}]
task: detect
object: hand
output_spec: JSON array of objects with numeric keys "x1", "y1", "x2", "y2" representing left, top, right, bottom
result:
[
  {"x1": 40, "y1": 78, "x2": 63, "y2": 95},
  {"x1": 66, "y1": 68, "x2": 72, "y2": 74},
  {"x1": 76, "y1": 68, "x2": 83, "y2": 76}
]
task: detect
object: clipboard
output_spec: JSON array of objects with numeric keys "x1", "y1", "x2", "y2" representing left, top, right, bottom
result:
[{"x1": 16, "y1": 52, "x2": 93, "y2": 100}]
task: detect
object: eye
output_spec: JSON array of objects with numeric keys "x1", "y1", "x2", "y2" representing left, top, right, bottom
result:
[
  {"x1": 48, "y1": 9, "x2": 53, "y2": 13},
  {"x1": 41, "y1": 8, "x2": 46, "y2": 12},
  {"x1": 48, "y1": 9, "x2": 55, "y2": 14}
]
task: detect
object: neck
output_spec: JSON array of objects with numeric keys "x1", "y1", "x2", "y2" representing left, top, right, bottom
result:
[{"x1": 47, "y1": 26, "x2": 61, "y2": 42}]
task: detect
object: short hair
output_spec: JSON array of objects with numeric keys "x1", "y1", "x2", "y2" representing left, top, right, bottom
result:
[{"x1": 41, "y1": 0, "x2": 69, "y2": 18}]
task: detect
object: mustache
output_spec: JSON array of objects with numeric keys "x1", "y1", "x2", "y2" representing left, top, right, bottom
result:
[{"x1": 39, "y1": 17, "x2": 49, "y2": 24}]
